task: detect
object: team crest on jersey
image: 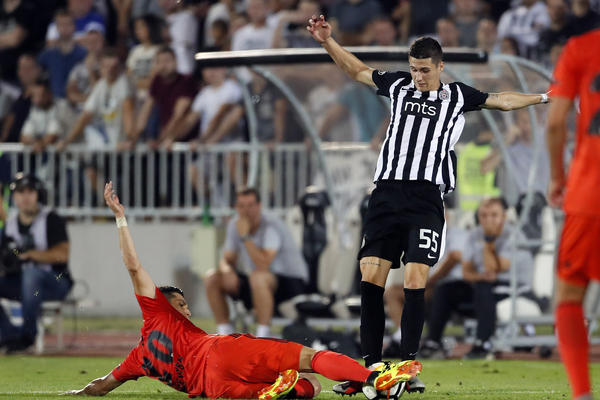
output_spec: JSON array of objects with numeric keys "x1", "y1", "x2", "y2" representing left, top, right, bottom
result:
[{"x1": 439, "y1": 89, "x2": 449, "y2": 100}]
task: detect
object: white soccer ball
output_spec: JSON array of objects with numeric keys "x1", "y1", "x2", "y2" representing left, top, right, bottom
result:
[{"x1": 362, "y1": 382, "x2": 403, "y2": 400}]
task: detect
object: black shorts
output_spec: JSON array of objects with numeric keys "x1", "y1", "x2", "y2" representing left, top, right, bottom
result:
[
  {"x1": 234, "y1": 271, "x2": 306, "y2": 311},
  {"x1": 358, "y1": 180, "x2": 445, "y2": 268}
]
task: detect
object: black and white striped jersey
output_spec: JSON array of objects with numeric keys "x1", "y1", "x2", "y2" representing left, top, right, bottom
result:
[{"x1": 372, "y1": 69, "x2": 488, "y2": 193}]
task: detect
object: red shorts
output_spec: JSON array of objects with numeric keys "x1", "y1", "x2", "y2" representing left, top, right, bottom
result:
[
  {"x1": 202, "y1": 334, "x2": 303, "y2": 399},
  {"x1": 557, "y1": 214, "x2": 600, "y2": 286}
]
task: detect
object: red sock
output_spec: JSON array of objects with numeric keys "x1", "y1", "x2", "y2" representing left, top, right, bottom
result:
[
  {"x1": 293, "y1": 378, "x2": 315, "y2": 398},
  {"x1": 556, "y1": 302, "x2": 590, "y2": 398},
  {"x1": 311, "y1": 350, "x2": 372, "y2": 382}
]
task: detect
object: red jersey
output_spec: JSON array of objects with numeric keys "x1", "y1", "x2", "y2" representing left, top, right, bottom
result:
[
  {"x1": 111, "y1": 287, "x2": 218, "y2": 396},
  {"x1": 549, "y1": 28, "x2": 600, "y2": 216}
]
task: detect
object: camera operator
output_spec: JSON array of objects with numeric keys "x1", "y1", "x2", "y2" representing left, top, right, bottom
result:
[{"x1": 0, "y1": 173, "x2": 71, "y2": 352}]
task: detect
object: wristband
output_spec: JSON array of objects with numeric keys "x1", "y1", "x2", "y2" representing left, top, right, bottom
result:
[
  {"x1": 240, "y1": 234, "x2": 251, "y2": 242},
  {"x1": 116, "y1": 216, "x2": 128, "y2": 228},
  {"x1": 484, "y1": 235, "x2": 496, "y2": 243},
  {"x1": 540, "y1": 93, "x2": 549, "y2": 104}
]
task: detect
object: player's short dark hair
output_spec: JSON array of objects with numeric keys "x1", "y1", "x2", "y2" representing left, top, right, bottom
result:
[
  {"x1": 236, "y1": 187, "x2": 261, "y2": 203},
  {"x1": 409, "y1": 37, "x2": 443, "y2": 65},
  {"x1": 158, "y1": 286, "x2": 185, "y2": 299}
]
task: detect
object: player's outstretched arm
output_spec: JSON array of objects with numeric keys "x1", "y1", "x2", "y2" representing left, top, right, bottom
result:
[
  {"x1": 482, "y1": 91, "x2": 549, "y2": 111},
  {"x1": 307, "y1": 15, "x2": 375, "y2": 87},
  {"x1": 64, "y1": 373, "x2": 123, "y2": 396},
  {"x1": 104, "y1": 181, "x2": 156, "y2": 298}
]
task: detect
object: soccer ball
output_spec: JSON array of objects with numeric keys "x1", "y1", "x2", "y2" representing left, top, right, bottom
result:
[{"x1": 362, "y1": 381, "x2": 403, "y2": 400}]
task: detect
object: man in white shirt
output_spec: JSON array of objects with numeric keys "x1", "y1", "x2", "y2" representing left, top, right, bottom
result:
[
  {"x1": 159, "y1": 0, "x2": 198, "y2": 75},
  {"x1": 20, "y1": 78, "x2": 61, "y2": 152},
  {"x1": 497, "y1": 0, "x2": 550, "y2": 60},
  {"x1": 58, "y1": 48, "x2": 135, "y2": 150},
  {"x1": 232, "y1": 0, "x2": 274, "y2": 50}
]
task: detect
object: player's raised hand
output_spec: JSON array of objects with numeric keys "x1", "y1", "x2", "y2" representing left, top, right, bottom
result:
[
  {"x1": 307, "y1": 14, "x2": 331, "y2": 43},
  {"x1": 104, "y1": 181, "x2": 125, "y2": 217}
]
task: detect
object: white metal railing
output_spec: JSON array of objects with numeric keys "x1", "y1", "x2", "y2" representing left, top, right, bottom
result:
[{"x1": 0, "y1": 143, "x2": 318, "y2": 219}]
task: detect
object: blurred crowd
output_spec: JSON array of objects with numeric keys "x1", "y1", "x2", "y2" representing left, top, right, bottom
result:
[
  {"x1": 0, "y1": 0, "x2": 598, "y2": 152},
  {"x1": 0, "y1": 0, "x2": 596, "y2": 207}
]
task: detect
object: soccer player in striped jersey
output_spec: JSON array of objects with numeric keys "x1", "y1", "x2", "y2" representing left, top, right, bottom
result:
[
  {"x1": 307, "y1": 14, "x2": 549, "y2": 395},
  {"x1": 64, "y1": 182, "x2": 421, "y2": 399}
]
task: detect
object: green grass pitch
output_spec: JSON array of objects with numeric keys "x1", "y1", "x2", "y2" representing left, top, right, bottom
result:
[{"x1": 0, "y1": 356, "x2": 598, "y2": 399}]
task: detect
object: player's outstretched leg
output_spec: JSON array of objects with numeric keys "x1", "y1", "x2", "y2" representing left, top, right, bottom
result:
[
  {"x1": 311, "y1": 350, "x2": 421, "y2": 396},
  {"x1": 258, "y1": 369, "x2": 299, "y2": 400}
]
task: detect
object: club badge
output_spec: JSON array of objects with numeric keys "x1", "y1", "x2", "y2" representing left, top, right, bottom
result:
[{"x1": 439, "y1": 89, "x2": 449, "y2": 101}]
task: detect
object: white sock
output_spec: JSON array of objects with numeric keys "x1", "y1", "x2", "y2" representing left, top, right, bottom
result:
[
  {"x1": 392, "y1": 327, "x2": 402, "y2": 343},
  {"x1": 256, "y1": 324, "x2": 271, "y2": 338},
  {"x1": 217, "y1": 323, "x2": 234, "y2": 335}
]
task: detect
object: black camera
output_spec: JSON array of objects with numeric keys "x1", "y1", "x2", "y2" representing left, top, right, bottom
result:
[{"x1": 0, "y1": 236, "x2": 28, "y2": 276}]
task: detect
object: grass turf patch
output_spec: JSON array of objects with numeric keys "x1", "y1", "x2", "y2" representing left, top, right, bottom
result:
[{"x1": 0, "y1": 356, "x2": 598, "y2": 399}]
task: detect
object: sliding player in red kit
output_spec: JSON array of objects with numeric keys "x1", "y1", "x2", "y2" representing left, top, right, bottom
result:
[
  {"x1": 65, "y1": 182, "x2": 421, "y2": 399},
  {"x1": 546, "y1": 28, "x2": 600, "y2": 400}
]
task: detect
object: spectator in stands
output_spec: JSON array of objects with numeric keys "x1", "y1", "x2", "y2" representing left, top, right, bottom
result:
[
  {"x1": 58, "y1": 48, "x2": 135, "y2": 151},
  {"x1": 46, "y1": 0, "x2": 106, "y2": 45},
  {"x1": 460, "y1": 197, "x2": 536, "y2": 359},
  {"x1": 159, "y1": 0, "x2": 198, "y2": 75},
  {"x1": 204, "y1": 0, "x2": 235, "y2": 48},
  {"x1": 481, "y1": 109, "x2": 549, "y2": 206},
  {"x1": 174, "y1": 67, "x2": 244, "y2": 146},
  {"x1": 451, "y1": 0, "x2": 482, "y2": 47},
  {"x1": 328, "y1": 0, "x2": 382, "y2": 45},
  {"x1": 363, "y1": 17, "x2": 398, "y2": 46},
  {"x1": 66, "y1": 26, "x2": 105, "y2": 111},
  {"x1": 318, "y1": 82, "x2": 388, "y2": 143},
  {"x1": 127, "y1": 15, "x2": 164, "y2": 99},
  {"x1": 232, "y1": 0, "x2": 274, "y2": 50},
  {"x1": 245, "y1": 71, "x2": 290, "y2": 145},
  {"x1": 0, "y1": 0, "x2": 40, "y2": 83},
  {"x1": 39, "y1": 10, "x2": 88, "y2": 99},
  {"x1": 384, "y1": 208, "x2": 468, "y2": 358},
  {"x1": 407, "y1": 0, "x2": 449, "y2": 38},
  {"x1": 204, "y1": 19, "x2": 232, "y2": 52},
  {"x1": 539, "y1": 0, "x2": 573, "y2": 65},
  {"x1": 0, "y1": 54, "x2": 42, "y2": 144},
  {"x1": 272, "y1": 0, "x2": 321, "y2": 48},
  {"x1": 0, "y1": 173, "x2": 72, "y2": 352},
  {"x1": 204, "y1": 187, "x2": 308, "y2": 338},
  {"x1": 569, "y1": 0, "x2": 600, "y2": 35},
  {"x1": 499, "y1": 36, "x2": 519, "y2": 56},
  {"x1": 20, "y1": 78, "x2": 61, "y2": 152},
  {"x1": 135, "y1": 46, "x2": 197, "y2": 148},
  {"x1": 497, "y1": 0, "x2": 550, "y2": 60},
  {"x1": 436, "y1": 17, "x2": 460, "y2": 47},
  {"x1": 131, "y1": 0, "x2": 164, "y2": 19},
  {"x1": 476, "y1": 18, "x2": 498, "y2": 53}
]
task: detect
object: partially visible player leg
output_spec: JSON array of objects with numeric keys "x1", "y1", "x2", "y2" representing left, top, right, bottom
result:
[
  {"x1": 399, "y1": 263, "x2": 429, "y2": 361},
  {"x1": 556, "y1": 279, "x2": 589, "y2": 400},
  {"x1": 359, "y1": 257, "x2": 392, "y2": 367},
  {"x1": 300, "y1": 347, "x2": 421, "y2": 389}
]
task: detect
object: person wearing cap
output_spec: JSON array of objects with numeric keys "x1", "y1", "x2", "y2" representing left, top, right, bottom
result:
[
  {"x1": 0, "y1": 173, "x2": 71, "y2": 352},
  {"x1": 39, "y1": 9, "x2": 88, "y2": 99}
]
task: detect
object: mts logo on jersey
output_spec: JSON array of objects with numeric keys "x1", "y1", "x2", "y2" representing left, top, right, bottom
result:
[{"x1": 402, "y1": 98, "x2": 441, "y2": 120}]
